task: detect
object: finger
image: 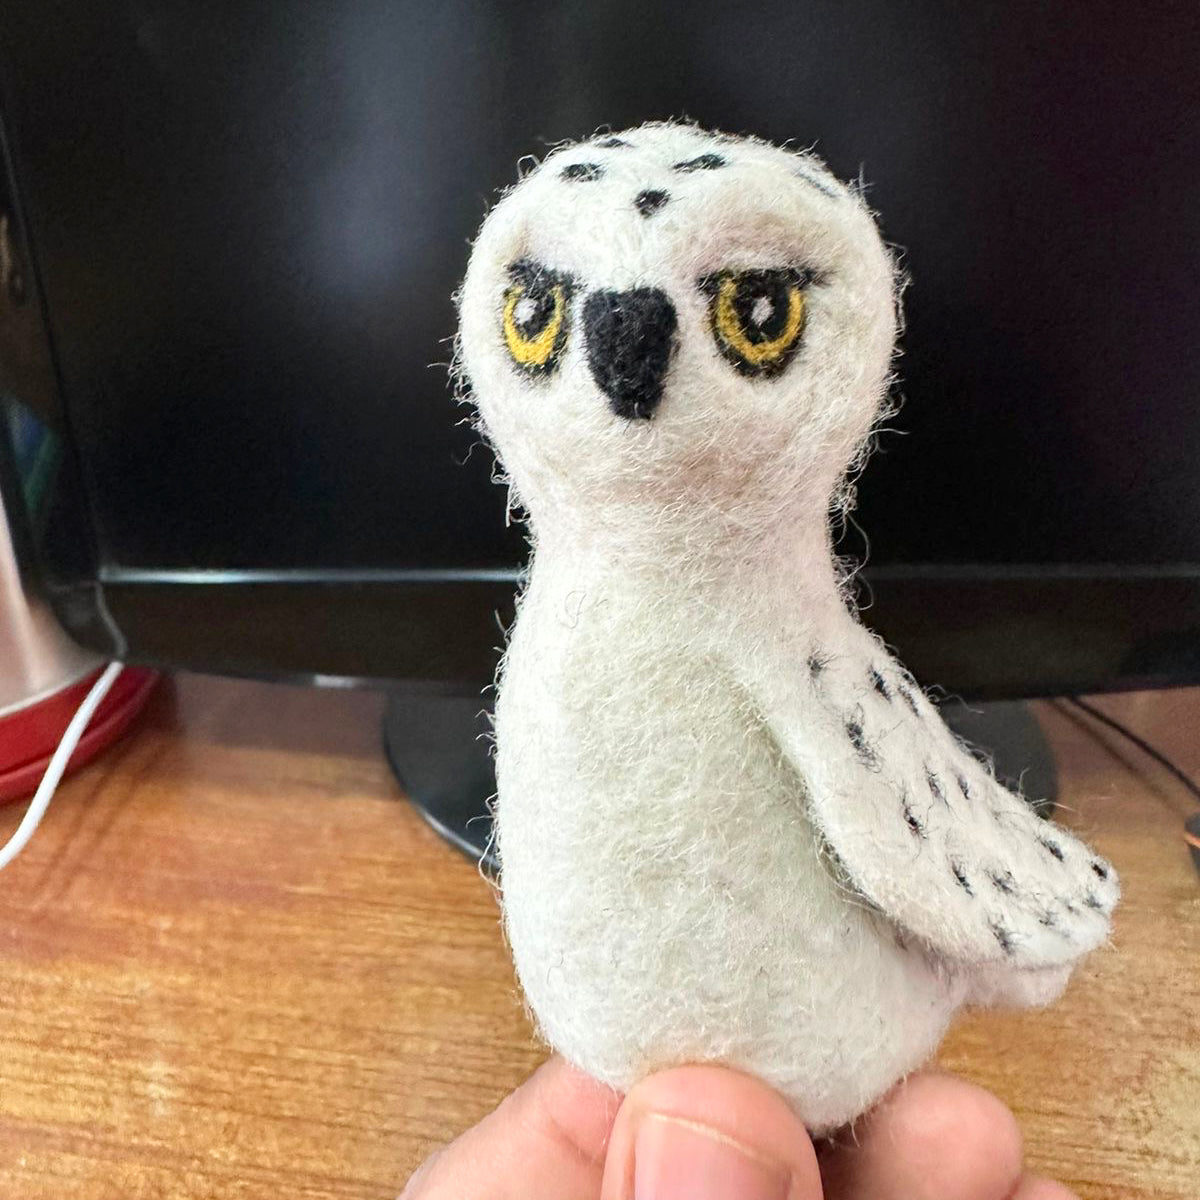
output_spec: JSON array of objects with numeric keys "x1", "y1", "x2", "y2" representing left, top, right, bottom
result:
[
  {"x1": 401, "y1": 1055, "x2": 621, "y2": 1200},
  {"x1": 819, "y1": 1070, "x2": 1023, "y2": 1200},
  {"x1": 600, "y1": 1064, "x2": 824, "y2": 1200},
  {"x1": 1011, "y1": 1175, "x2": 1080, "y2": 1200}
]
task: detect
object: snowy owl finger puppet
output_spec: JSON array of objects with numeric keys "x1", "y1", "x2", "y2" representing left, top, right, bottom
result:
[{"x1": 456, "y1": 122, "x2": 1118, "y2": 1133}]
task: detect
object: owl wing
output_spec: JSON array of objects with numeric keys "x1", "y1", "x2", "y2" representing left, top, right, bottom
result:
[{"x1": 741, "y1": 631, "x2": 1118, "y2": 970}]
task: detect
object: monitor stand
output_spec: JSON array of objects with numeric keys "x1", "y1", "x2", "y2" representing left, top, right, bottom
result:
[
  {"x1": 383, "y1": 693, "x2": 1057, "y2": 868},
  {"x1": 937, "y1": 698, "x2": 1057, "y2": 819},
  {"x1": 383, "y1": 690, "x2": 501, "y2": 872}
]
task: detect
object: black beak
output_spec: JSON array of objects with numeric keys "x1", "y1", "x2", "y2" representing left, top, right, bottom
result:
[{"x1": 583, "y1": 288, "x2": 678, "y2": 420}]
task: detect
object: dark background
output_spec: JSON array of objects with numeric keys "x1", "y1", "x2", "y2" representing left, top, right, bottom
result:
[{"x1": 1, "y1": 0, "x2": 1198, "y2": 692}]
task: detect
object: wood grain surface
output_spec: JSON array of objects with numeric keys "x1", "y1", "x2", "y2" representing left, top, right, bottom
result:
[{"x1": 0, "y1": 674, "x2": 1197, "y2": 1199}]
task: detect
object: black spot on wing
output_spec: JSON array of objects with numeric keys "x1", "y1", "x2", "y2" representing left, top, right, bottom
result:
[
  {"x1": 989, "y1": 917, "x2": 1016, "y2": 955},
  {"x1": 595, "y1": 136, "x2": 630, "y2": 148},
  {"x1": 956, "y1": 773, "x2": 972, "y2": 801},
  {"x1": 845, "y1": 718, "x2": 879, "y2": 768},
  {"x1": 1091, "y1": 860, "x2": 1110, "y2": 880},
  {"x1": 902, "y1": 795, "x2": 925, "y2": 838},
  {"x1": 1039, "y1": 836, "x2": 1065, "y2": 862},
  {"x1": 673, "y1": 152, "x2": 727, "y2": 172},
  {"x1": 950, "y1": 859, "x2": 974, "y2": 896},
  {"x1": 868, "y1": 666, "x2": 892, "y2": 701},
  {"x1": 634, "y1": 188, "x2": 671, "y2": 217},
  {"x1": 988, "y1": 869, "x2": 1016, "y2": 895},
  {"x1": 897, "y1": 682, "x2": 921, "y2": 715},
  {"x1": 926, "y1": 767, "x2": 947, "y2": 806}
]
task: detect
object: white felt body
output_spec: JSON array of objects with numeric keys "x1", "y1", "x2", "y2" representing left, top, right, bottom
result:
[
  {"x1": 497, "y1": 552, "x2": 961, "y2": 1133},
  {"x1": 495, "y1": 535, "x2": 1112, "y2": 1131},
  {"x1": 458, "y1": 123, "x2": 1117, "y2": 1132}
]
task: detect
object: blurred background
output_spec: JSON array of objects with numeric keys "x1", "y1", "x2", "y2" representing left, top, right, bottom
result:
[{"x1": 1, "y1": 0, "x2": 1198, "y2": 841}]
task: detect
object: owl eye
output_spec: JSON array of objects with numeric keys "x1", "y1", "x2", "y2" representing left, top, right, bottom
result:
[
  {"x1": 701, "y1": 267, "x2": 815, "y2": 377},
  {"x1": 502, "y1": 261, "x2": 573, "y2": 374}
]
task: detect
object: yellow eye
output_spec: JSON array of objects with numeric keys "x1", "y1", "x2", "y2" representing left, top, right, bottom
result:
[
  {"x1": 502, "y1": 261, "x2": 572, "y2": 374},
  {"x1": 703, "y1": 268, "x2": 812, "y2": 377}
]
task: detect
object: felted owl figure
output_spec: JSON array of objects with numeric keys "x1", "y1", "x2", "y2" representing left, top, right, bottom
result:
[{"x1": 456, "y1": 122, "x2": 1118, "y2": 1134}]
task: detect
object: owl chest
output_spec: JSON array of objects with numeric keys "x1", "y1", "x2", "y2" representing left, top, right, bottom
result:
[{"x1": 495, "y1": 575, "x2": 789, "y2": 831}]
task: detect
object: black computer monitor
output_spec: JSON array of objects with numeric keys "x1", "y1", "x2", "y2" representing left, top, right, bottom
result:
[{"x1": 1, "y1": 0, "x2": 1197, "y2": 709}]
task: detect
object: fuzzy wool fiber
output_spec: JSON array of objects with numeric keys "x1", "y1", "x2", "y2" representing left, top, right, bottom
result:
[{"x1": 456, "y1": 122, "x2": 1118, "y2": 1133}]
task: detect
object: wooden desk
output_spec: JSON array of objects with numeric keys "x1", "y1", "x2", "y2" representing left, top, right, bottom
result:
[{"x1": 0, "y1": 675, "x2": 1197, "y2": 1199}]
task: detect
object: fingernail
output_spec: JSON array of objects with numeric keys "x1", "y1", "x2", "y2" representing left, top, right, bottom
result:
[{"x1": 633, "y1": 1113, "x2": 791, "y2": 1200}]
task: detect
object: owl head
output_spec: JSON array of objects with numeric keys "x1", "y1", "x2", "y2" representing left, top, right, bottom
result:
[{"x1": 457, "y1": 123, "x2": 897, "y2": 548}]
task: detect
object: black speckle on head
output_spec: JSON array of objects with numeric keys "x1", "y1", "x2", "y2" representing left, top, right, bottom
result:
[
  {"x1": 673, "y1": 152, "x2": 727, "y2": 172},
  {"x1": 1091, "y1": 860, "x2": 1109, "y2": 880},
  {"x1": 634, "y1": 188, "x2": 671, "y2": 217},
  {"x1": 561, "y1": 161, "x2": 604, "y2": 182},
  {"x1": 926, "y1": 767, "x2": 947, "y2": 806},
  {"x1": 869, "y1": 667, "x2": 891, "y2": 701},
  {"x1": 950, "y1": 860, "x2": 974, "y2": 895},
  {"x1": 793, "y1": 164, "x2": 840, "y2": 198},
  {"x1": 988, "y1": 869, "x2": 1016, "y2": 895},
  {"x1": 845, "y1": 718, "x2": 878, "y2": 767},
  {"x1": 956, "y1": 773, "x2": 972, "y2": 801},
  {"x1": 1038, "y1": 908, "x2": 1058, "y2": 928},
  {"x1": 595, "y1": 136, "x2": 630, "y2": 148},
  {"x1": 902, "y1": 796, "x2": 924, "y2": 839},
  {"x1": 1039, "y1": 836, "x2": 1065, "y2": 862},
  {"x1": 1084, "y1": 891, "x2": 1103, "y2": 911},
  {"x1": 989, "y1": 918, "x2": 1016, "y2": 955},
  {"x1": 807, "y1": 652, "x2": 828, "y2": 679},
  {"x1": 1062, "y1": 897, "x2": 1080, "y2": 915},
  {"x1": 897, "y1": 682, "x2": 921, "y2": 715}
]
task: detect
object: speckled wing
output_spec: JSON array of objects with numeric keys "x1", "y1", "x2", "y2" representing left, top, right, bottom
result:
[{"x1": 743, "y1": 631, "x2": 1119, "y2": 970}]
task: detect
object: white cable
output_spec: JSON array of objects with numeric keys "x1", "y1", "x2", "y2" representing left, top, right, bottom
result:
[{"x1": 0, "y1": 661, "x2": 124, "y2": 871}]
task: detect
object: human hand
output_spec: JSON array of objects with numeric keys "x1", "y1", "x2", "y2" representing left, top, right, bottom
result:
[{"x1": 400, "y1": 1056, "x2": 1079, "y2": 1200}]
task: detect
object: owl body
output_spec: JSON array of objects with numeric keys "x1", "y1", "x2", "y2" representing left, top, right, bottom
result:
[
  {"x1": 458, "y1": 123, "x2": 1117, "y2": 1131},
  {"x1": 497, "y1": 550, "x2": 965, "y2": 1132}
]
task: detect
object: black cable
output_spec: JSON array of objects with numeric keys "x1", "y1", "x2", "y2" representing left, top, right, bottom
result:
[
  {"x1": 1062, "y1": 695, "x2": 1200, "y2": 806},
  {"x1": 1061, "y1": 696, "x2": 1200, "y2": 876}
]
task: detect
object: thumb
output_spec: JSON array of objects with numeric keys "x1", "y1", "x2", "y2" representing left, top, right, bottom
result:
[{"x1": 600, "y1": 1065, "x2": 823, "y2": 1200}]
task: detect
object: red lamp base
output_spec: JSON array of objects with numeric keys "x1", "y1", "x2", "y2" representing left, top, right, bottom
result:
[{"x1": 0, "y1": 667, "x2": 159, "y2": 804}]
